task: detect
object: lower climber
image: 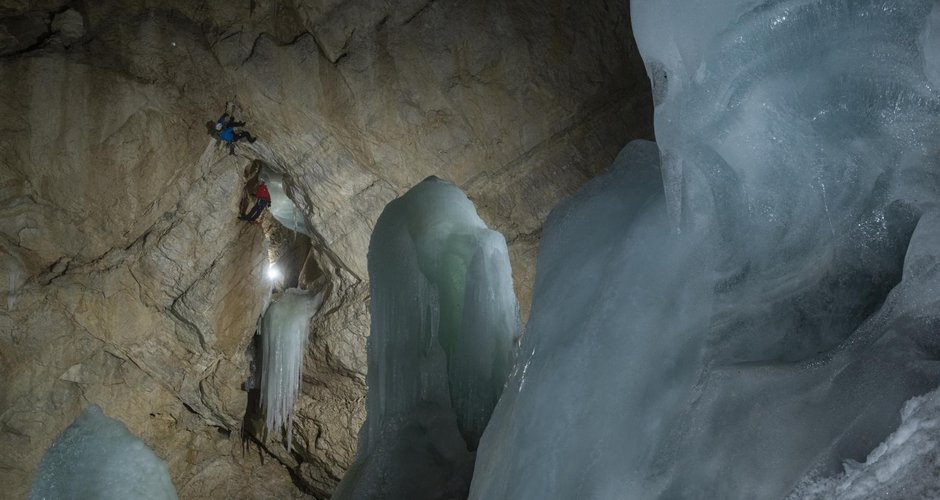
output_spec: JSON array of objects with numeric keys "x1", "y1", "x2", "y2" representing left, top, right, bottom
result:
[{"x1": 240, "y1": 181, "x2": 271, "y2": 222}]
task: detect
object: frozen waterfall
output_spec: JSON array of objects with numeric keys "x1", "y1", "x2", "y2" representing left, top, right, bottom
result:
[
  {"x1": 259, "y1": 288, "x2": 324, "y2": 450},
  {"x1": 333, "y1": 177, "x2": 520, "y2": 500},
  {"x1": 470, "y1": 1, "x2": 940, "y2": 499},
  {"x1": 29, "y1": 405, "x2": 177, "y2": 500}
]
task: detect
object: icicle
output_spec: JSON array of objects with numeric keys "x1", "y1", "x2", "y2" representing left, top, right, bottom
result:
[
  {"x1": 259, "y1": 288, "x2": 324, "y2": 451},
  {"x1": 660, "y1": 148, "x2": 683, "y2": 232},
  {"x1": 7, "y1": 262, "x2": 20, "y2": 310}
]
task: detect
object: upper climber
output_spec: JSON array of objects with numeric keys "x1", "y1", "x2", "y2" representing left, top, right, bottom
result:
[
  {"x1": 240, "y1": 181, "x2": 271, "y2": 223},
  {"x1": 210, "y1": 112, "x2": 256, "y2": 155}
]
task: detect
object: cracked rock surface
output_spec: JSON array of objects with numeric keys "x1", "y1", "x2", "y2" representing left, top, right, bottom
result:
[{"x1": 0, "y1": 0, "x2": 651, "y2": 498}]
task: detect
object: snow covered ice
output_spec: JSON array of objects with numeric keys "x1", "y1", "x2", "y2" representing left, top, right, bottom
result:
[
  {"x1": 334, "y1": 177, "x2": 520, "y2": 500},
  {"x1": 789, "y1": 384, "x2": 940, "y2": 500},
  {"x1": 29, "y1": 405, "x2": 177, "y2": 500},
  {"x1": 260, "y1": 288, "x2": 324, "y2": 450},
  {"x1": 470, "y1": 0, "x2": 940, "y2": 499}
]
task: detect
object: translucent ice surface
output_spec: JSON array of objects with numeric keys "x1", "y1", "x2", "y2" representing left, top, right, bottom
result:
[
  {"x1": 471, "y1": 141, "x2": 712, "y2": 500},
  {"x1": 259, "y1": 168, "x2": 310, "y2": 235},
  {"x1": 334, "y1": 177, "x2": 520, "y2": 500},
  {"x1": 471, "y1": 1, "x2": 940, "y2": 499},
  {"x1": 259, "y1": 288, "x2": 324, "y2": 449},
  {"x1": 30, "y1": 405, "x2": 177, "y2": 500}
]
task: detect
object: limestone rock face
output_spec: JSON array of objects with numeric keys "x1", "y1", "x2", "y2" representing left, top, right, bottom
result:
[{"x1": 0, "y1": 0, "x2": 651, "y2": 498}]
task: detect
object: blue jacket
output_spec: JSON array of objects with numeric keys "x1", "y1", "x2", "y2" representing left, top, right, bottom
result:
[
  {"x1": 217, "y1": 116, "x2": 235, "y2": 142},
  {"x1": 219, "y1": 127, "x2": 235, "y2": 142}
]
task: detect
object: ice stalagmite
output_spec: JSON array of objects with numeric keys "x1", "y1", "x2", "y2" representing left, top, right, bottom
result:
[
  {"x1": 334, "y1": 177, "x2": 520, "y2": 500},
  {"x1": 30, "y1": 405, "x2": 177, "y2": 500},
  {"x1": 471, "y1": 1, "x2": 940, "y2": 499},
  {"x1": 259, "y1": 288, "x2": 324, "y2": 449}
]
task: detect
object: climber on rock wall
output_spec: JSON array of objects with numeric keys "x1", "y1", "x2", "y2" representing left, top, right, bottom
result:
[
  {"x1": 212, "y1": 112, "x2": 256, "y2": 155},
  {"x1": 206, "y1": 101, "x2": 256, "y2": 155},
  {"x1": 239, "y1": 181, "x2": 271, "y2": 222}
]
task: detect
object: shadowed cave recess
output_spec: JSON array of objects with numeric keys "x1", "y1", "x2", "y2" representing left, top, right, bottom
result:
[{"x1": 4, "y1": 0, "x2": 940, "y2": 499}]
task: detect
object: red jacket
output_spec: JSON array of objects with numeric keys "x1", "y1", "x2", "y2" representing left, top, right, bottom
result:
[{"x1": 256, "y1": 183, "x2": 271, "y2": 201}]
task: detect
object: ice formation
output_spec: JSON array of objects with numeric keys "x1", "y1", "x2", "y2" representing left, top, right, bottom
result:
[
  {"x1": 333, "y1": 177, "x2": 520, "y2": 500},
  {"x1": 259, "y1": 288, "x2": 324, "y2": 449},
  {"x1": 789, "y1": 386, "x2": 940, "y2": 500},
  {"x1": 259, "y1": 168, "x2": 310, "y2": 235},
  {"x1": 29, "y1": 405, "x2": 177, "y2": 500},
  {"x1": 470, "y1": 1, "x2": 940, "y2": 499},
  {"x1": 6, "y1": 261, "x2": 19, "y2": 310}
]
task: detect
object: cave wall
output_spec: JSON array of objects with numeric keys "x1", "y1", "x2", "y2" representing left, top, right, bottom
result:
[{"x1": 0, "y1": 0, "x2": 652, "y2": 498}]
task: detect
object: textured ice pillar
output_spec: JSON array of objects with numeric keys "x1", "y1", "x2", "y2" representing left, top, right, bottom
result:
[
  {"x1": 471, "y1": 1, "x2": 940, "y2": 499},
  {"x1": 334, "y1": 177, "x2": 520, "y2": 500},
  {"x1": 30, "y1": 405, "x2": 177, "y2": 500},
  {"x1": 260, "y1": 288, "x2": 324, "y2": 450},
  {"x1": 471, "y1": 141, "x2": 712, "y2": 500}
]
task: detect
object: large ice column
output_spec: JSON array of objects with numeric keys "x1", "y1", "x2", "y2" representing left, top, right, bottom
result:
[
  {"x1": 29, "y1": 405, "x2": 178, "y2": 500},
  {"x1": 471, "y1": 1, "x2": 940, "y2": 499},
  {"x1": 259, "y1": 288, "x2": 324, "y2": 449},
  {"x1": 471, "y1": 140, "x2": 715, "y2": 499},
  {"x1": 334, "y1": 177, "x2": 520, "y2": 500}
]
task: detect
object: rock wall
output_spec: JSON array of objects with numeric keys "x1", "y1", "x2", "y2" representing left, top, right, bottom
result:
[{"x1": 0, "y1": 0, "x2": 652, "y2": 498}]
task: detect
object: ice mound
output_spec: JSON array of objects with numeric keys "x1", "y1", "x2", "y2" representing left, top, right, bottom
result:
[
  {"x1": 789, "y1": 386, "x2": 940, "y2": 500},
  {"x1": 259, "y1": 288, "x2": 324, "y2": 450},
  {"x1": 334, "y1": 177, "x2": 520, "y2": 500},
  {"x1": 470, "y1": 1, "x2": 940, "y2": 498},
  {"x1": 29, "y1": 405, "x2": 177, "y2": 500}
]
